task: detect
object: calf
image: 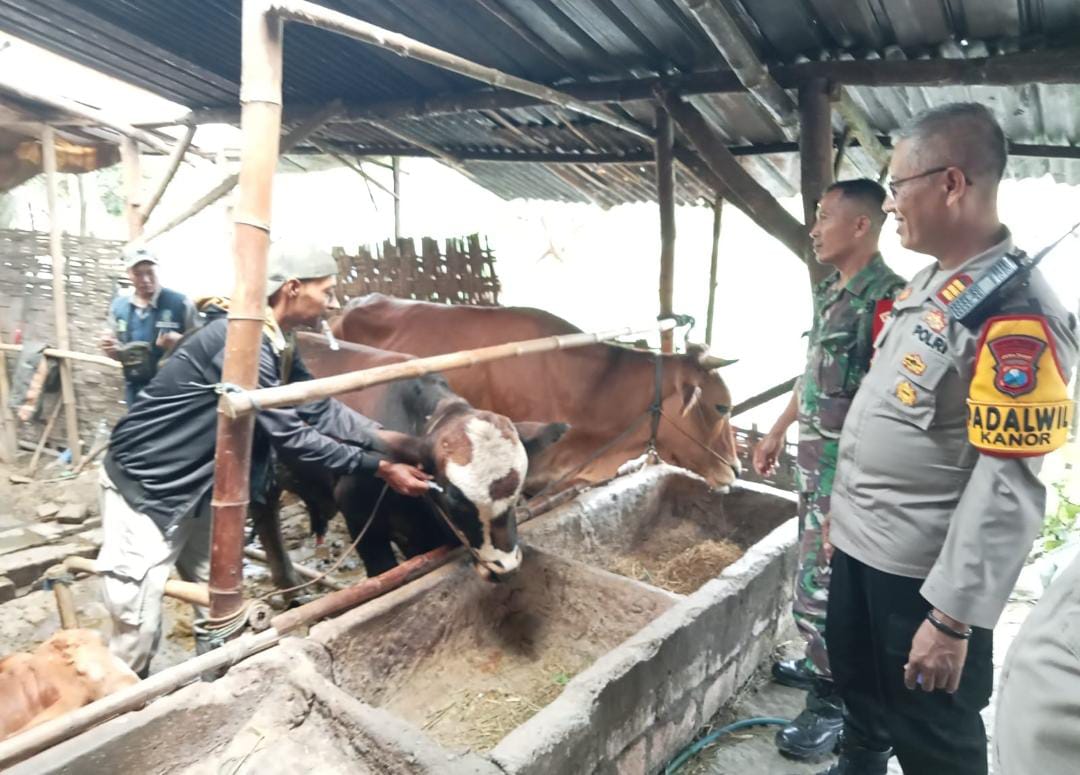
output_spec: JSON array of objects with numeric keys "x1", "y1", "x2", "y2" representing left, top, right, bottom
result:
[{"x1": 254, "y1": 336, "x2": 566, "y2": 585}]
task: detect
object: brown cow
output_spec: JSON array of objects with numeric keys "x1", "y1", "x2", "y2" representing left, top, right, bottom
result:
[
  {"x1": 0, "y1": 629, "x2": 139, "y2": 741},
  {"x1": 332, "y1": 294, "x2": 740, "y2": 494}
]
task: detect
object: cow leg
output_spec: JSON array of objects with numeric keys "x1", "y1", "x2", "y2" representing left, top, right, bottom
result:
[
  {"x1": 335, "y1": 475, "x2": 398, "y2": 577},
  {"x1": 249, "y1": 498, "x2": 303, "y2": 591}
]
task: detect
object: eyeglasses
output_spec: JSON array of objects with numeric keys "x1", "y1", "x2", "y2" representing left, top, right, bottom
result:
[{"x1": 886, "y1": 166, "x2": 971, "y2": 198}]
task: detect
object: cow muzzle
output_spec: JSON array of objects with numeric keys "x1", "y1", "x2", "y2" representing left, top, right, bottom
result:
[{"x1": 472, "y1": 545, "x2": 523, "y2": 582}]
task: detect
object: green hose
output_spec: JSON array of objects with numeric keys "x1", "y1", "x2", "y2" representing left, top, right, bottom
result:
[{"x1": 663, "y1": 716, "x2": 790, "y2": 773}]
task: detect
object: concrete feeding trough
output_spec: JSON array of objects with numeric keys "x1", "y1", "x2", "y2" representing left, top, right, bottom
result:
[{"x1": 15, "y1": 465, "x2": 797, "y2": 775}]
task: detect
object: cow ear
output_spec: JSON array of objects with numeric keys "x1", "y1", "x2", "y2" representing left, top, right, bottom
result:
[{"x1": 515, "y1": 421, "x2": 570, "y2": 460}]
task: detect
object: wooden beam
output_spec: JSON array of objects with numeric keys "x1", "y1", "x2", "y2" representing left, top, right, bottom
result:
[
  {"x1": 798, "y1": 79, "x2": 833, "y2": 285},
  {"x1": 267, "y1": 0, "x2": 654, "y2": 142},
  {"x1": 705, "y1": 197, "x2": 723, "y2": 347},
  {"x1": 833, "y1": 124, "x2": 853, "y2": 178},
  {"x1": 119, "y1": 137, "x2": 144, "y2": 240},
  {"x1": 731, "y1": 376, "x2": 798, "y2": 418},
  {"x1": 140, "y1": 125, "x2": 196, "y2": 223},
  {"x1": 42, "y1": 126, "x2": 81, "y2": 468},
  {"x1": 656, "y1": 105, "x2": 676, "y2": 354},
  {"x1": 676, "y1": 0, "x2": 797, "y2": 135},
  {"x1": 833, "y1": 90, "x2": 890, "y2": 176},
  {"x1": 139, "y1": 102, "x2": 341, "y2": 244},
  {"x1": 392, "y1": 156, "x2": 401, "y2": 242},
  {"x1": 0, "y1": 346, "x2": 16, "y2": 463},
  {"x1": 659, "y1": 90, "x2": 808, "y2": 262}
]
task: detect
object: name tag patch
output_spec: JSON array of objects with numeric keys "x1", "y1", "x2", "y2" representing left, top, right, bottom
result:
[
  {"x1": 967, "y1": 315, "x2": 1073, "y2": 457},
  {"x1": 913, "y1": 324, "x2": 948, "y2": 354}
]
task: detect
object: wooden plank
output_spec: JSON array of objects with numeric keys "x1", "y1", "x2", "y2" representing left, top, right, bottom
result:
[
  {"x1": 119, "y1": 137, "x2": 144, "y2": 240},
  {"x1": 42, "y1": 126, "x2": 81, "y2": 467},
  {"x1": 799, "y1": 79, "x2": 833, "y2": 285},
  {"x1": 655, "y1": 105, "x2": 676, "y2": 354},
  {"x1": 705, "y1": 198, "x2": 723, "y2": 347},
  {"x1": 0, "y1": 347, "x2": 16, "y2": 463}
]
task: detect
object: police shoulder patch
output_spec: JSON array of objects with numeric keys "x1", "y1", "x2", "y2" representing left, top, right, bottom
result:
[{"x1": 967, "y1": 315, "x2": 1073, "y2": 457}]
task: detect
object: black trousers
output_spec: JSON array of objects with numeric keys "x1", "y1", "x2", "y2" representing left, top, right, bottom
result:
[{"x1": 825, "y1": 549, "x2": 994, "y2": 775}]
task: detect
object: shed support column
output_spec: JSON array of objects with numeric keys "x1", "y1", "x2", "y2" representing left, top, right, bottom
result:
[
  {"x1": 705, "y1": 197, "x2": 723, "y2": 346},
  {"x1": 392, "y1": 156, "x2": 401, "y2": 244},
  {"x1": 120, "y1": 137, "x2": 144, "y2": 240},
  {"x1": 42, "y1": 126, "x2": 82, "y2": 467},
  {"x1": 798, "y1": 78, "x2": 833, "y2": 286},
  {"x1": 208, "y1": 0, "x2": 283, "y2": 622},
  {"x1": 655, "y1": 105, "x2": 676, "y2": 353}
]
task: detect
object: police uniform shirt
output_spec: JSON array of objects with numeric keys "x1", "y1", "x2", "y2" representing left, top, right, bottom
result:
[{"x1": 829, "y1": 230, "x2": 1078, "y2": 629}]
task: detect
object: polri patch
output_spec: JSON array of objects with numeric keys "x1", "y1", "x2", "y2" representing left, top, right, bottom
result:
[
  {"x1": 902, "y1": 353, "x2": 927, "y2": 376},
  {"x1": 913, "y1": 324, "x2": 948, "y2": 354},
  {"x1": 923, "y1": 308, "x2": 947, "y2": 334},
  {"x1": 896, "y1": 380, "x2": 918, "y2": 406},
  {"x1": 967, "y1": 315, "x2": 1073, "y2": 457},
  {"x1": 936, "y1": 273, "x2": 972, "y2": 306}
]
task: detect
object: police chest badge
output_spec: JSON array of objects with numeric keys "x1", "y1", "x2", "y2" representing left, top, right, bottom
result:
[
  {"x1": 896, "y1": 380, "x2": 918, "y2": 406},
  {"x1": 967, "y1": 316, "x2": 1073, "y2": 457},
  {"x1": 902, "y1": 353, "x2": 927, "y2": 376},
  {"x1": 922, "y1": 309, "x2": 947, "y2": 333}
]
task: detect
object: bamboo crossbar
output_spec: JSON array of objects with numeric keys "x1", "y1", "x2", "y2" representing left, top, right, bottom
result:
[
  {"x1": 0, "y1": 343, "x2": 120, "y2": 369},
  {"x1": 266, "y1": 0, "x2": 654, "y2": 142},
  {"x1": 221, "y1": 319, "x2": 678, "y2": 418}
]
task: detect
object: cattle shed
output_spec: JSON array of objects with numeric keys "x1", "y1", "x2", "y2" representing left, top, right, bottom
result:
[{"x1": 2, "y1": 1, "x2": 1080, "y2": 772}]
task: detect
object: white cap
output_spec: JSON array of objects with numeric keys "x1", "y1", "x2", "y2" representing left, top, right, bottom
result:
[{"x1": 122, "y1": 246, "x2": 158, "y2": 271}]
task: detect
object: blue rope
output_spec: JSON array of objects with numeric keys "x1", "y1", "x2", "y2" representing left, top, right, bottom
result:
[{"x1": 663, "y1": 716, "x2": 790, "y2": 773}]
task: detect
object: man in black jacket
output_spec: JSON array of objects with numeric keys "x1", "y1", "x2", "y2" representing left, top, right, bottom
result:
[{"x1": 96, "y1": 243, "x2": 430, "y2": 675}]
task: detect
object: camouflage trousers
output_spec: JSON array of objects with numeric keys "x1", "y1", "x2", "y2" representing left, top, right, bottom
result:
[{"x1": 793, "y1": 486, "x2": 832, "y2": 678}]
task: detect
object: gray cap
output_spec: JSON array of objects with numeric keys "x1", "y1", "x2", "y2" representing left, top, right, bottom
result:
[
  {"x1": 122, "y1": 246, "x2": 158, "y2": 271},
  {"x1": 266, "y1": 242, "x2": 338, "y2": 298}
]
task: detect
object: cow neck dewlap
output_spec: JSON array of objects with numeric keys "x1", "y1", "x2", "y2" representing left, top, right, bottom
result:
[{"x1": 444, "y1": 416, "x2": 527, "y2": 524}]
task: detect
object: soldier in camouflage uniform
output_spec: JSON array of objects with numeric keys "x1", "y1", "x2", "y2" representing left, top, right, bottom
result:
[{"x1": 753, "y1": 180, "x2": 905, "y2": 761}]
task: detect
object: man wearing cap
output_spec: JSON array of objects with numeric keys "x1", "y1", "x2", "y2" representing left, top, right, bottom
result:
[
  {"x1": 100, "y1": 247, "x2": 197, "y2": 406},
  {"x1": 96, "y1": 243, "x2": 431, "y2": 676}
]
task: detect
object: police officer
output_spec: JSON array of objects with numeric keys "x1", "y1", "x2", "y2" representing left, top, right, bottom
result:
[
  {"x1": 821, "y1": 103, "x2": 1078, "y2": 774},
  {"x1": 994, "y1": 553, "x2": 1080, "y2": 775},
  {"x1": 97, "y1": 243, "x2": 432, "y2": 676},
  {"x1": 100, "y1": 246, "x2": 197, "y2": 406},
  {"x1": 753, "y1": 179, "x2": 904, "y2": 761}
]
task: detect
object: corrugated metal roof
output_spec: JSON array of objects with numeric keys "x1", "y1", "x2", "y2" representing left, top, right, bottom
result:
[{"x1": 2, "y1": 0, "x2": 1079, "y2": 204}]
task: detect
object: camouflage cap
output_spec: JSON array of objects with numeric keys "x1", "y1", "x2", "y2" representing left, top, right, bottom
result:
[{"x1": 266, "y1": 242, "x2": 338, "y2": 298}]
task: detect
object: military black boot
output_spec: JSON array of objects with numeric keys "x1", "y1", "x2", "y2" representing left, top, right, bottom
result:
[
  {"x1": 776, "y1": 678, "x2": 844, "y2": 760},
  {"x1": 815, "y1": 734, "x2": 891, "y2": 775},
  {"x1": 771, "y1": 657, "x2": 816, "y2": 691}
]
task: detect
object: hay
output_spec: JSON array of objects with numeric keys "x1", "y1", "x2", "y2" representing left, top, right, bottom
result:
[{"x1": 607, "y1": 539, "x2": 744, "y2": 595}]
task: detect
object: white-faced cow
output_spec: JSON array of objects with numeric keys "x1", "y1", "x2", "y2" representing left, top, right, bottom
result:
[
  {"x1": 331, "y1": 294, "x2": 740, "y2": 495},
  {"x1": 253, "y1": 336, "x2": 566, "y2": 585}
]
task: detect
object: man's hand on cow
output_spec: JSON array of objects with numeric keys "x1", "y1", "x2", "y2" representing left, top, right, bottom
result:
[
  {"x1": 752, "y1": 430, "x2": 784, "y2": 476},
  {"x1": 376, "y1": 459, "x2": 433, "y2": 497},
  {"x1": 903, "y1": 612, "x2": 969, "y2": 694}
]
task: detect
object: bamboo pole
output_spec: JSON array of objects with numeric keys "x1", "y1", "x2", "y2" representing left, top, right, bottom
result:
[
  {"x1": 655, "y1": 104, "x2": 676, "y2": 354},
  {"x1": 140, "y1": 124, "x2": 196, "y2": 223},
  {"x1": 207, "y1": 0, "x2": 284, "y2": 623},
  {"x1": 705, "y1": 197, "x2": 723, "y2": 347},
  {"x1": 0, "y1": 344, "x2": 120, "y2": 369},
  {"x1": 0, "y1": 346, "x2": 16, "y2": 463},
  {"x1": 266, "y1": 0, "x2": 654, "y2": 142},
  {"x1": 42, "y1": 126, "x2": 82, "y2": 468},
  {"x1": 119, "y1": 137, "x2": 144, "y2": 240},
  {"x1": 798, "y1": 79, "x2": 833, "y2": 286},
  {"x1": 138, "y1": 101, "x2": 341, "y2": 245},
  {"x1": 392, "y1": 156, "x2": 401, "y2": 243},
  {"x1": 731, "y1": 376, "x2": 799, "y2": 418},
  {"x1": 222, "y1": 319, "x2": 678, "y2": 418},
  {"x1": 29, "y1": 401, "x2": 63, "y2": 475}
]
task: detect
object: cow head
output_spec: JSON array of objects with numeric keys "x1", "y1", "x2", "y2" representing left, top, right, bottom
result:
[
  {"x1": 664, "y1": 346, "x2": 741, "y2": 491},
  {"x1": 422, "y1": 400, "x2": 568, "y2": 581}
]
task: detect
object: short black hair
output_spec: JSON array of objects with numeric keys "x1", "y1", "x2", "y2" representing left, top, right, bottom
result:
[{"x1": 824, "y1": 179, "x2": 887, "y2": 228}]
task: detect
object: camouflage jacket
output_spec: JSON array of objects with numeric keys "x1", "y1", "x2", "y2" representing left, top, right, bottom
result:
[{"x1": 796, "y1": 254, "x2": 905, "y2": 492}]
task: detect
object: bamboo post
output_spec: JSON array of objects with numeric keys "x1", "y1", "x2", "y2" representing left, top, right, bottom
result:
[
  {"x1": 207, "y1": 0, "x2": 284, "y2": 623},
  {"x1": 705, "y1": 197, "x2": 723, "y2": 346},
  {"x1": 0, "y1": 344, "x2": 120, "y2": 369},
  {"x1": 140, "y1": 124, "x2": 196, "y2": 223},
  {"x1": 0, "y1": 345, "x2": 16, "y2": 463},
  {"x1": 221, "y1": 319, "x2": 679, "y2": 418},
  {"x1": 655, "y1": 104, "x2": 676, "y2": 353},
  {"x1": 119, "y1": 137, "x2": 144, "y2": 240},
  {"x1": 392, "y1": 156, "x2": 401, "y2": 244},
  {"x1": 29, "y1": 400, "x2": 63, "y2": 475},
  {"x1": 42, "y1": 126, "x2": 82, "y2": 468},
  {"x1": 798, "y1": 78, "x2": 833, "y2": 286}
]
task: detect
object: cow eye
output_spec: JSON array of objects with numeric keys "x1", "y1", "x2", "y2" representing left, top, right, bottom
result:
[{"x1": 715, "y1": 404, "x2": 730, "y2": 416}]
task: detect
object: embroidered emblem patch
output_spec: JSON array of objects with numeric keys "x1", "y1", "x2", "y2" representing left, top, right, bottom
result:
[
  {"x1": 902, "y1": 353, "x2": 927, "y2": 376},
  {"x1": 896, "y1": 380, "x2": 917, "y2": 406},
  {"x1": 936, "y1": 273, "x2": 972, "y2": 305},
  {"x1": 923, "y1": 309, "x2": 947, "y2": 333},
  {"x1": 896, "y1": 286, "x2": 912, "y2": 302},
  {"x1": 987, "y1": 334, "x2": 1046, "y2": 397},
  {"x1": 872, "y1": 298, "x2": 894, "y2": 343}
]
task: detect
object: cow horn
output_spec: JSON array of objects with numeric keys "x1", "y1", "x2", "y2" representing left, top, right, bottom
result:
[{"x1": 697, "y1": 352, "x2": 739, "y2": 369}]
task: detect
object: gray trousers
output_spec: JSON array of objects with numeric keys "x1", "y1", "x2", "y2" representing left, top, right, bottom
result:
[{"x1": 97, "y1": 471, "x2": 211, "y2": 675}]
